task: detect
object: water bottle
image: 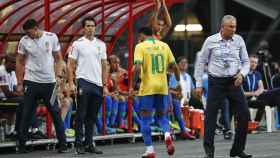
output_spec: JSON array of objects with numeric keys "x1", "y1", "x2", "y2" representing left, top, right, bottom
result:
[
  {"x1": 42, "y1": 119, "x2": 46, "y2": 135},
  {"x1": 0, "y1": 123, "x2": 5, "y2": 142},
  {"x1": 5, "y1": 122, "x2": 10, "y2": 136}
]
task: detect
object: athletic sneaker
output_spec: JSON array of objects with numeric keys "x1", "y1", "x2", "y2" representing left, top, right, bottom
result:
[
  {"x1": 65, "y1": 128, "x2": 75, "y2": 137},
  {"x1": 169, "y1": 122, "x2": 180, "y2": 131},
  {"x1": 165, "y1": 135, "x2": 175, "y2": 156},
  {"x1": 180, "y1": 131, "x2": 195, "y2": 140},
  {"x1": 141, "y1": 151, "x2": 156, "y2": 158}
]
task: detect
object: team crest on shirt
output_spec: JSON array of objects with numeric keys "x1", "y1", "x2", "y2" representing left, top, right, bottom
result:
[
  {"x1": 24, "y1": 85, "x2": 28, "y2": 93},
  {"x1": 97, "y1": 46, "x2": 101, "y2": 52},
  {"x1": 26, "y1": 41, "x2": 32, "y2": 48},
  {"x1": 79, "y1": 88, "x2": 83, "y2": 96},
  {"x1": 45, "y1": 42, "x2": 50, "y2": 52},
  {"x1": 146, "y1": 47, "x2": 152, "y2": 52}
]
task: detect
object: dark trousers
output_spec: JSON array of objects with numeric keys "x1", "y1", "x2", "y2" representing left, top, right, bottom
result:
[
  {"x1": 248, "y1": 88, "x2": 280, "y2": 121},
  {"x1": 13, "y1": 96, "x2": 38, "y2": 132},
  {"x1": 204, "y1": 76, "x2": 250, "y2": 155},
  {"x1": 75, "y1": 79, "x2": 102, "y2": 146},
  {"x1": 18, "y1": 80, "x2": 66, "y2": 146},
  {"x1": 248, "y1": 99, "x2": 265, "y2": 122},
  {"x1": 258, "y1": 88, "x2": 280, "y2": 106},
  {"x1": 219, "y1": 99, "x2": 232, "y2": 131}
]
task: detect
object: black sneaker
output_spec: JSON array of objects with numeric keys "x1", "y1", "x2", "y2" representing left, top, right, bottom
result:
[
  {"x1": 230, "y1": 151, "x2": 252, "y2": 158},
  {"x1": 31, "y1": 131, "x2": 47, "y2": 140},
  {"x1": 85, "y1": 145, "x2": 103, "y2": 154},
  {"x1": 75, "y1": 145, "x2": 85, "y2": 154},
  {"x1": 204, "y1": 152, "x2": 214, "y2": 158},
  {"x1": 57, "y1": 143, "x2": 68, "y2": 153},
  {"x1": 6, "y1": 132, "x2": 17, "y2": 141},
  {"x1": 17, "y1": 145, "x2": 32, "y2": 154},
  {"x1": 223, "y1": 130, "x2": 232, "y2": 140}
]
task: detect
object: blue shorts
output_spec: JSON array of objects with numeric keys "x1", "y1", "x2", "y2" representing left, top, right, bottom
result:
[{"x1": 139, "y1": 95, "x2": 169, "y2": 114}]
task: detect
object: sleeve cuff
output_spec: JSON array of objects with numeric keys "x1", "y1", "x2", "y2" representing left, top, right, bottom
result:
[
  {"x1": 18, "y1": 51, "x2": 24, "y2": 55},
  {"x1": 169, "y1": 61, "x2": 176, "y2": 65},
  {"x1": 134, "y1": 60, "x2": 142, "y2": 64},
  {"x1": 68, "y1": 55, "x2": 77, "y2": 60},
  {"x1": 53, "y1": 47, "x2": 61, "y2": 53},
  {"x1": 196, "y1": 81, "x2": 202, "y2": 88},
  {"x1": 240, "y1": 71, "x2": 247, "y2": 78}
]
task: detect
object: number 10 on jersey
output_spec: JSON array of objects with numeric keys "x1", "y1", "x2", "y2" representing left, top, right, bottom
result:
[{"x1": 151, "y1": 54, "x2": 164, "y2": 74}]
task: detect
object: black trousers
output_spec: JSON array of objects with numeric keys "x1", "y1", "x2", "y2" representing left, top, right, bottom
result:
[
  {"x1": 13, "y1": 96, "x2": 39, "y2": 132},
  {"x1": 18, "y1": 80, "x2": 66, "y2": 146},
  {"x1": 248, "y1": 88, "x2": 280, "y2": 122},
  {"x1": 248, "y1": 99, "x2": 265, "y2": 122},
  {"x1": 204, "y1": 76, "x2": 250, "y2": 155},
  {"x1": 75, "y1": 79, "x2": 102, "y2": 146}
]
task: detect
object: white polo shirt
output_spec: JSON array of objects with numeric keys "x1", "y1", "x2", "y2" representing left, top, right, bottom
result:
[
  {"x1": 68, "y1": 37, "x2": 107, "y2": 86},
  {"x1": 18, "y1": 31, "x2": 60, "y2": 83}
]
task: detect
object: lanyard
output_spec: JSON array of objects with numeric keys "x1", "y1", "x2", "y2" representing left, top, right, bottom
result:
[
  {"x1": 247, "y1": 74, "x2": 256, "y2": 92},
  {"x1": 220, "y1": 40, "x2": 231, "y2": 65}
]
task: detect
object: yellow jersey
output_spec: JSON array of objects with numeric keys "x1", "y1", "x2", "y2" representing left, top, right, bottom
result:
[{"x1": 134, "y1": 38, "x2": 176, "y2": 96}]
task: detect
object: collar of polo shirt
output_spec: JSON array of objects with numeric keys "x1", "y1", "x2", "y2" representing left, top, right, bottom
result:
[
  {"x1": 83, "y1": 36, "x2": 96, "y2": 42},
  {"x1": 218, "y1": 32, "x2": 234, "y2": 41}
]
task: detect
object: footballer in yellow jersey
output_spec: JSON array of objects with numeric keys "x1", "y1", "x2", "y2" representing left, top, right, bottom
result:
[
  {"x1": 134, "y1": 37, "x2": 176, "y2": 96},
  {"x1": 130, "y1": 27, "x2": 180, "y2": 158}
]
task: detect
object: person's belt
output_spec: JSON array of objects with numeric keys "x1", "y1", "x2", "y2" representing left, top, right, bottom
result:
[{"x1": 209, "y1": 75, "x2": 234, "y2": 80}]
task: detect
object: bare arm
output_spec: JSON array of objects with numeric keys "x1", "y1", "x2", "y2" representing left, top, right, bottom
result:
[
  {"x1": 171, "y1": 63, "x2": 180, "y2": 82},
  {"x1": 67, "y1": 58, "x2": 77, "y2": 86},
  {"x1": 101, "y1": 59, "x2": 108, "y2": 86},
  {"x1": 160, "y1": 0, "x2": 172, "y2": 37},
  {"x1": 244, "y1": 91, "x2": 255, "y2": 97},
  {"x1": 16, "y1": 54, "x2": 25, "y2": 85},
  {"x1": 1, "y1": 85, "x2": 20, "y2": 97},
  {"x1": 149, "y1": 0, "x2": 161, "y2": 29},
  {"x1": 244, "y1": 80, "x2": 264, "y2": 97},
  {"x1": 255, "y1": 80, "x2": 264, "y2": 96},
  {"x1": 130, "y1": 64, "x2": 141, "y2": 91},
  {"x1": 53, "y1": 51, "x2": 64, "y2": 78}
]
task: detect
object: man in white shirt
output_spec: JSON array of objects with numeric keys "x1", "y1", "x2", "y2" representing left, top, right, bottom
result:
[
  {"x1": 16, "y1": 19, "x2": 67, "y2": 153},
  {"x1": 0, "y1": 54, "x2": 45, "y2": 140},
  {"x1": 194, "y1": 15, "x2": 251, "y2": 158},
  {"x1": 0, "y1": 54, "x2": 23, "y2": 135},
  {"x1": 67, "y1": 17, "x2": 107, "y2": 155}
]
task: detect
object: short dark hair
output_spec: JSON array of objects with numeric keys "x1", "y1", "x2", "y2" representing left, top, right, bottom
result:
[
  {"x1": 23, "y1": 19, "x2": 38, "y2": 30},
  {"x1": 138, "y1": 27, "x2": 153, "y2": 36},
  {"x1": 82, "y1": 16, "x2": 96, "y2": 27}
]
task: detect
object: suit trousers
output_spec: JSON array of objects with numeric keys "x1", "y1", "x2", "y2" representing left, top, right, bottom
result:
[{"x1": 203, "y1": 75, "x2": 250, "y2": 155}]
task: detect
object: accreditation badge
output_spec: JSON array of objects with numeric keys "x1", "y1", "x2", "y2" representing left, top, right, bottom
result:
[{"x1": 224, "y1": 61, "x2": 230, "y2": 68}]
